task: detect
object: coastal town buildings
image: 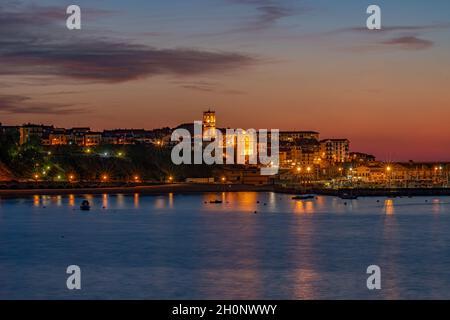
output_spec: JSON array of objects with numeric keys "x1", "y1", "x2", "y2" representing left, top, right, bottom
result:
[
  {"x1": 1, "y1": 113, "x2": 448, "y2": 187},
  {"x1": 320, "y1": 139, "x2": 350, "y2": 163}
]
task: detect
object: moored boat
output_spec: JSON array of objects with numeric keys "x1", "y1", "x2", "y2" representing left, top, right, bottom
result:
[
  {"x1": 80, "y1": 200, "x2": 91, "y2": 211},
  {"x1": 339, "y1": 193, "x2": 358, "y2": 200},
  {"x1": 292, "y1": 195, "x2": 315, "y2": 200}
]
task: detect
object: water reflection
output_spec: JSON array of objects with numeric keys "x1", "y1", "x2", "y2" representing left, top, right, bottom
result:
[
  {"x1": 117, "y1": 194, "x2": 125, "y2": 208},
  {"x1": 102, "y1": 194, "x2": 108, "y2": 208},
  {"x1": 381, "y1": 200, "x2": 400, "y2": 299},
  {"x1": 432, "y1": 198, "x2": 441, "y2": 214},
  {"x1": 293, "y1": 268, "x2": 320, "y2": 299},
  {"x1": 4, "y1": 192, "x2": 450, "y2": 299},
  {"x1": 202, "y1": 192, "x2": 259, "y2": 213},
  {"x1": 153, "y1": 194, "x2": 174, "y2": 210},
  {"x1": 56, "y1": 195, "x2": 62, "y2": 207},
  {"x1": 168, "y1": 193, "x2": 174, "y2": 208},
  {"x1": 68, "y1": 194, "x2": 75, "y2": 207},
  {"x1": 293, "y1": 200, "x2": 315, "y2": 214},
  {"x1": 33, "y1": 195, "x2": 39, "y2": 207},
  {"x1": 384, "y1": 199, "x2": 395, "y2": 215},
  {"x1": 134, "y1": 193, "x2": 140, "y2": 208}
]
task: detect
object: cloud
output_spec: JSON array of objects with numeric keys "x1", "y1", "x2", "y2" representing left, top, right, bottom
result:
[
  {"x1": 380, "y1": 36, "x2": 433, "y2": 50},
  {"x1": 180, "y1": 82, "x2": 216, "y2": 92},
  {"x1": 176, "y1": 80, "x2": 247, "y2": 95},
  {"x1": 0, "y1": 94, "x2": 86, "y2": 114},
  {"x1": 226, "y1": 0, "x2": 302, "y2": 32},
  {"x1": 0, "y1": 3, "x2": 256, "y2": 84},
  {"x1": 320, "y1": 23, "x2": 450, "y2": 52},
  {"x1": 336, "y1": 23, "x2": 450, "y2": 35}
]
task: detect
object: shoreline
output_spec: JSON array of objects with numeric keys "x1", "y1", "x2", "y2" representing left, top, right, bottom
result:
[
  {"x1": 0, "y1": 183, "x2": 449, "y2": 198},
  {"x1": 0, "y1": 183, "x2": 274, "y2": 197}
]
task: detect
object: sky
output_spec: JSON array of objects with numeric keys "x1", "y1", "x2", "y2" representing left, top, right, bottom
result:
[{"x1": 0, "y1": 0, "x2": 449, "y2": 161}]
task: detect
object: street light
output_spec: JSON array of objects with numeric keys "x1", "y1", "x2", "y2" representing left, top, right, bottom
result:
[{"x1": 386, "y1": 166, "x2": 392, "y2": 188}]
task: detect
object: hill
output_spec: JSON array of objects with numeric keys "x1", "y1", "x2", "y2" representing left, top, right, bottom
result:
[{"x1": 0, "y1": 162, "x2": 14, "y2": 181}]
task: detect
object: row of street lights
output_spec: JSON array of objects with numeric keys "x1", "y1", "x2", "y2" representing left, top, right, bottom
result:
[{"x1": 33, "y1": 173, "x2": 143, "y2": 183}]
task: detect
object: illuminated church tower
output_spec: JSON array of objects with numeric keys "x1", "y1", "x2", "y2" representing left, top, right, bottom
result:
[{"x1": 202, "y1": 109, "x2": 216, "y2": 139}]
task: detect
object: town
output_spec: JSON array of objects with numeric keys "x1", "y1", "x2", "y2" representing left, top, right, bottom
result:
[{"x1": 0, "y1": 110, "x2": 448, "y2": 189}]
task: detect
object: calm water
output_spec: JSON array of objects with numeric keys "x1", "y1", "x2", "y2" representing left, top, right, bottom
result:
[{"x1": 0, "y1": 192, "x2": 450, "y2": 300}]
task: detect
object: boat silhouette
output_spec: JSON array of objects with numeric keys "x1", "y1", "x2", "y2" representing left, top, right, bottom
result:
[
  {"x1": 292, "y1": 195, "x2": 315, "y2": 200},
  {"x1": 339, "y1": 193, "x2": 358, "y2": 200},
  {"x1": 80, "y1": 200, "x2": 91, "y2": 211}
]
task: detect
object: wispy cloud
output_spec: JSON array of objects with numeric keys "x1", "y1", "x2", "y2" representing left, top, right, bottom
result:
[
  {"x1": 0, "y1": 3, "x2": 257, "y2": 84},
  {"x1": 175, "y1": 80, "x2": 247, "y2": 95},
  {"x1": 321, "y1": 23, "x2": 450, "y2": 52},
  {"x1": 380, "y1": 36, "x2": 433, "y2": 50},
  {"x1": 335, "y1": 23, "x2": 450, "y2": 35},
  {"x1": 225, "y1": 0, "x2": 306, "y2": 33},
  {"x1": 0, "y1": 94, "x2": 86, "y2": 114}
]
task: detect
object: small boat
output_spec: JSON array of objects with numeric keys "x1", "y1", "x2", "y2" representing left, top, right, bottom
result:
[
  {"x1": 80, "y1": 200, "x2": 91, "y2": 211},
  {"x1": 340, "y1": 194, "x2": 358, "y2": 200},
  {"x1": 209, "y1": 200, "x2": 223, "y2": 204},
  {"x1": 292, "y1": 195, "x2": 315, "y2": 200}
]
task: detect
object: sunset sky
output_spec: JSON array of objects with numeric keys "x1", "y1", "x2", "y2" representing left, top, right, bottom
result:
[{"x1": 0, "y1": 0, "x2": 449, "y2": 161}]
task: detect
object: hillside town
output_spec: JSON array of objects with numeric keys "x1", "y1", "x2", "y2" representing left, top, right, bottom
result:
[{"x1": 0, "y1": 110, "x2": 448, "y2": 188}]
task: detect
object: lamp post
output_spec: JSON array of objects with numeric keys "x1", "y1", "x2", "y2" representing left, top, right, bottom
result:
[
  {"x1": 386, "y1": 166, "x2": 392, "y2": 188},
  {"x1": 296, "y1": 167, "x2": 301, "y2": 186}
]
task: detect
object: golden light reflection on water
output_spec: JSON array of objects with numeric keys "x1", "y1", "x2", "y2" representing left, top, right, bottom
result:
[
  {"x1": 382, "y1": 200, "x2": 400, "y2": 299},
  {"x1": 315, "y1": 196, "x2": 325, "y2": 208},
  {"x1": 56, "y1": 195, "x2": 62, "y2": 207},
  {"x1": 153, "y1": 194, "x2": 174, "y2": 209},
  {"x1": 117, "y1": 194, "x2": 125, "y2": 208},
  {"x1": 293, "y1": 268, "x2": 320, "y2": 299},
  {"x1": 198, "y1": 192, "x2": 329, "y2": 215},
  {"x1": 269, "y1": 192, "x2": 276, "y2": 206},
  {"x1": 168, "y1": 193, "x2": 174, "y2": 208},
  {"x1": 293, "y1": 200, "x2": 315, "y2": 214},
  {"x1": 33, "y1": 195, "x2": 39, "y2": 207},
  {"x1": 102, "y1": 194, "x2": 108, "y2": 208},
  {"x1": 41, "y1": 195, "x2": 49, "y2": 207},
  {"x1": 432, "y1": 199, "x2": 441, "y2": 214},
  {"x1": 68, "y1": 194, "x2": 75, "y2": 207},
  {"x1": 154, "y1": 197, "x2": 165, "y2": 209},
  {"x1": 291, "y1": 213, "x2": 317, "y2": 299},
  {"x1": 384, "y1": 199, "x2": 395, "y2": 215},
  {"x1": 134, "y1": 193, "x2": 140, "y2": 208},
  {"x1": 203, "y1": 192, "x2": 259, "y2": 213}
]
